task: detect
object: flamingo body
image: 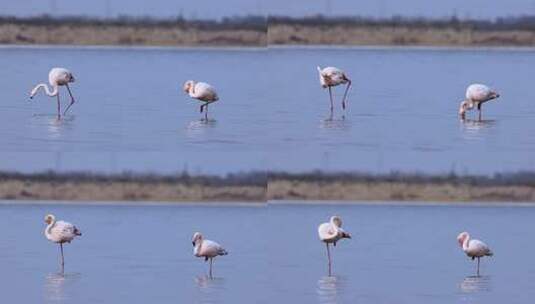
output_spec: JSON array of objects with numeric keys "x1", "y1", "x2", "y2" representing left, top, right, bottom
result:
[
  {"x1": 183, "y1": 80, "x2": 219, "y2": 120},
  {"x1": 318, "y1": 216, "x2": 351, "y2": 276},
  {"x1": 192, "y1": 232, "x2": 227, "y2": 278},
  {"x1": 317, "y1": 66, "x2": 352, "y2": 112},
  {"x1": 317, "y1": 66, "x2": 349, "y2": 88},
  {"x1": 44, "y1": 214, "x2": 81, "y2": 272},
  {"x1": 48, "y1": 68, "x2": 75, "y2": 87},
  {"x1": 457, "y1": 231, "x2": 493, "y2": 276},
  {"x1": 30, "y1": 67, "x2": 77, "y2": 118},
  {"x1": 459, "y1": 84, "x2": 500, "y2": 120}
]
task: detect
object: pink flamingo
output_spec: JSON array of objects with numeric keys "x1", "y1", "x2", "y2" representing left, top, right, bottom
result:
[
  {"x1": 30, "y1": 67, "x2": 77, "y2": 118},
  {"x1": 457, "y1": 231, "x2": 493, "y2": 276},
  {"x1": 317, "y1": 66, "x2": 352, "y2": 112},
  {"x1": 318, "y1": 216, "x2": 352, "y2": 276},
  {"x1": 459, "y1": 84, "x2": 500, "y2": 120}
]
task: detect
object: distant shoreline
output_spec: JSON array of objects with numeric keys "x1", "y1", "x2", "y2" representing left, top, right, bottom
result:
[
  {"x1": 2, "y1": 15, "x2": 535, "y2": 47},
  {"x1": 1, "y1": 171, "x2": 535, "y2": 203}
]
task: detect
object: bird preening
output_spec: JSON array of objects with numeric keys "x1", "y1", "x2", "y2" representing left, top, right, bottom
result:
[
  {"x1": 459, "y1": 84, "x2": 500, "y2": 121},
  {"x1": 183, "y1": 80, "x2": 219, "y2": 121},
  {"x1": 30, "y1": 68, "x2": 77, "y2": 119},
  {"x1": 44, "y1": 214, "x2": 82, "y2": 273},
  {"x1": 318, "y1": 215, "x2": 352, "y2": 276},
  {"x1": 192, "y1": 232, "x2": 228, "y2": 279},
  {"x1": 317, "y1": 66, "x2": 352, "y2": 113},
  {"x1": 457, "y1": 231, "x2": 493, "y2": 276}
]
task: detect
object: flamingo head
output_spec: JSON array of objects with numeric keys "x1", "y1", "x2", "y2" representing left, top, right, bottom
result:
[
  {"x1": 44, "y1": 214, "x2": 55, "y2": 225},
  {"x1": 192, "y1": 232, "x2": 203, "y2": 246},
  {"x1": 457, "y1": 231, "x2": 469, "y2": 247},
  {"x1": 183, "y1": 80, "x2": 195, "y2": 94},
  {"x1": 330, "y1": 215, "x2": 343, "y2": 227},
  {"x1": 458, "y1": 100, "x2": 474, "y2": 117}
]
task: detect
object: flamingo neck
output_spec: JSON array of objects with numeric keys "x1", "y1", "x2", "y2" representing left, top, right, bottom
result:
[
  {"x1": 194, "y1": 239, "x2": 203, "y2": 255},
  {"x1": 45, "y1": 220, "x2": 56, "y2": 238},
  {"x1": 188, "y1": 85, "x2": 197, "y2": 97},
  {"x1": 31, "y1": 83, "x2": 58, "y2": 97},
  {"x1": 462, "y1": 236, "x2": 470, "y2": 251}
]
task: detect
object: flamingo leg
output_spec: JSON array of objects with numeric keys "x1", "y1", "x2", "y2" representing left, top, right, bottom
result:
[
  {"x1": 209, "y1": 257, "x2": 213, "y2": 279},
  {"x1": 205, "y1": 104, "x2": 209, "y2": 120},
  {"x1": 477, "y1": 103, "x2": 482, "y2": 121},
  {"x1": 56, "y1": 93, "x2": 61, "y2": 119},
  {"x1": 341, "y1": 80, "x2": 351, "y2": 110},
  {"x1": 476, "y1": 257, "x2": 480, "y2": 276},
  {"x1": 63, "y1": 84, "x2": 76, "y2": 116},
  {"x1": 326, "y1": 243, "x2": 332, "y2": 276},
  {"x1": 328, "y1": 86, "x2": 334, "y2": 112},
  {"x1": 60, "y1": 243, "x2": 65, "y2": 272}
]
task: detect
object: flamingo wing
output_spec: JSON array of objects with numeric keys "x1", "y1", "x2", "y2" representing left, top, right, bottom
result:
[
  {"x1": 318, "y1": 223, "x2": 337, "y2": 241},
  {"x1": 467, "y1": 84, "x2": 492, "y2": 102},
  {"x1": 195, "y1": 82, "x2": 219, "y2": 102},
  {"x1": 53, "y1": 221, "x2": 79, "y2": 242},
  {"x1": 201, "y1": 240, "x2": 227, "y2": 257},
  {"x1": 466, "y1": 239, "x2": 493, "y2": 257}
]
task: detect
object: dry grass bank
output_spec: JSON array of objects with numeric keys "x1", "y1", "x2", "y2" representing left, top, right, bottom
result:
[
  {"x1": 0, "y1": 172, "x2": 266, "y2": 202},
  {"x1": 267, "y1": 180, "x2": 535, "y2": 202},
  {"x1": 1, "y1": 171, "x2": 535, "y2": 203},
  {"x1": 3, "y1": 15, "x2": 535, "y2": 47},
  {"x1": 268, "y1": 25, "x2": 535, "y2": 46},
  {"x1": 0, "y1": 23, "x2": 266, "y2": 46}
]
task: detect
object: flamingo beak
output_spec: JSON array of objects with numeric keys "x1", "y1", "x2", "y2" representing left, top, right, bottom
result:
[{"x1": 192, "y1": 241, "x2": 195, "y2": 247}]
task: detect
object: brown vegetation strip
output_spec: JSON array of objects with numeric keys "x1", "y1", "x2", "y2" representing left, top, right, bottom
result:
[
  {"x1": 3, "y1": 15, "x2": 535, "y2": 46},
  {"x1": 0, "y1": 180, "x2": 266, "y2": 202},
  {"x1": 1, "y1": 171, "x2": 535, "y2": 202},
  {"x1": 268, "y1": 25, "x2": 535, "y2": 46},
  {"x1": 0, "y1": 24, "x2": 266, "y2": 46},
  {"x1": 267, "y1": 180, "x2": 535, "y2": 202}
]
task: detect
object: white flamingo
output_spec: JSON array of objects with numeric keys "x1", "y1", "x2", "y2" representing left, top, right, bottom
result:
[
  {"x1": 192, "y1": 232, "x2": 228, "y2": 278},
  {"x1": 459, "y1": 84, "x2": 500, "y2": 120},
  {"x1": 457, "y1": 231, "x2": 493, "y2": 276},
  {"x1": 318, "y1": 216, "x2": 351, "y2": 276},
  {"x1": 317, "y1": 66, "x2": 352, "y2": 112},
  {"x1": 44, "y1": 214, "x2": 82, "y2": 272},
  {"x1": 30, "y1": 68, "x2": 77, "y2": 118},
  {"x1": 183, "y1": 80, "x2": 219, "y2": 120}
]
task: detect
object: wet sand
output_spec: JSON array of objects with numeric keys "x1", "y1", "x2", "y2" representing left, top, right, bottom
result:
[{"x1": 1, "y1": 171, "x2": 534, "y2": 203}]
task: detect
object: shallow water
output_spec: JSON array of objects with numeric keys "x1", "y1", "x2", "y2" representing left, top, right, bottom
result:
[
  {"x1": 1, "y1": 202, "x2": 535, "y2": 303},
  {"x1": 1, "y1": 46, "x2": 535, "y2": 174}
]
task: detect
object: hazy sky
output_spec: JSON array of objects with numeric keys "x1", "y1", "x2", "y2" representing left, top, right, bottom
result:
[{"x1": 2, "y1": 0, "x2": 535, "y2": 19}]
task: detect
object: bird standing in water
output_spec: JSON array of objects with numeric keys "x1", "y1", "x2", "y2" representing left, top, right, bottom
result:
[
  {"x1": 192, "y1": 232, "x2": 228, "y2": 278},
  {"x1": 457, "y1": 231, "x2": 493, "y2": 276},
  {"x1": 44, "y1": 214, "x2": 82, "y2": 273},
  {"x1": 458, "y1": 84, "x2": 500, "y2": 121},
  {"x1": 318, "y1": 215, "x2": 352, "y2": 276},
  {"x1": 317, "y1": 66, "x2": 352, "y2": 113},
  {"x1": 30, "y1": 67, "x2": 77, "y2": 119},
  {"x1": 183, "y1": 80, "x2": 219, "y2": 120}
]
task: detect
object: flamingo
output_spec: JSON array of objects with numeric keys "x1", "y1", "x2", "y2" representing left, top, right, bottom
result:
[
  {"x1": 459, "y1": 84, "x2": 500, "y2": 120},
  {"x1": 192, "y1": 232, "x2": 228, "y2": 278},
  {"x1": 30, "y1": 68, "x2": 77, "y2": 119},
  {"x1": 44, "y1": 214, "x2": 82, "y2": 272},
  {"x1": 318, "y1": 216, "x2": 351, "y2": 276},
  {"x1": 183, "y1": 80, "x2": 219, "y2": 120},
  {"x1": 457, "y1": 231, "x2": 493, "y2": 276},
  {"x1": 317, "y1": 66, "x2": 352, "y2": 112}
]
